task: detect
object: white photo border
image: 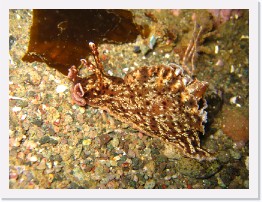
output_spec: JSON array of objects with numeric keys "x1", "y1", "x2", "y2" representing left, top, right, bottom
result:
[{"x1": 1, "y1": 0, "x2": 259, "y2": 199}]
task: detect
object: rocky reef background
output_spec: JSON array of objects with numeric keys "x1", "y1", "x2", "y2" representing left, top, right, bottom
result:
[{"x1": 9, "y1": 9, "x2": 249, "y2": 189}]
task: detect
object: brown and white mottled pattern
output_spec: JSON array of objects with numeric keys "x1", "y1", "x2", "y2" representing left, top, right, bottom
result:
[{"x1": 68, "y1": 42, "x2": 214, "y2": 161}]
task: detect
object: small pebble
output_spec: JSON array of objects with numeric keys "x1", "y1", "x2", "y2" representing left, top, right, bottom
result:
[
  {"x1": 111, "y1": 137, "x2": 119, "y2": 147},
  {"x1": 215, "y1": 45, "x2": 219, "y2": 54},
  {"x1": 107, "y1": 70, "x2": 113, "y2": 76},
  {"x1": 245, "y1": 156, "x2": 249, "y2": 170},
  {"x1": 48, "y1": 174, "x2": 55, "y2": 183},
  {"x1": 9, "y1": 172, "x2": 18, "y2": 180},
  {"x1": 21, "y1": 114, "x2": 27, "y2": 120},
  {"x1": 127, "y1": 149, "x2": 136, "y2": 158},
  {"x1": 107, "y1": 180, "x2": 120, "y2": 189},
  {"x1": 56, "y1": 85, "x2": 68, "y2": 93},
  {"x1": 103, "y1": 49, "x2": 109, "y2": 54},
  {"x1": 16, "y1": 14, "x2": 21, "y2": 20},
  {"x1": 164, "y1": 175, "x2": 171, "y2": 180},
  {"x1": 24, "y1": 140, "x2": 38, "y2": 150},
  {"x1": 229, "y1": 96, "x2": 238, "y2": 104},
  {"x1": 17, "y1": 152, "x2": 25, "y2": 160},
  {"x1": 240, "y1": 35, "x2": 249, "y2": 39},
  {"x1": 113, "y1": 155, "x2": 121, "y2": 161},
  {"x1": 79, "y1": 107, "x2": 85, "y2": 114},
  {"x1": 99, "y1": 134, "x2": 112, "y2": 146},
  {"x1": 10, "y1": 137, "x2": 20, "y2": 147},
  {"x1": 144, "y1": 179, "x2": 156, "y2": 189},
  {"x1": 217, "y1": 176, "x2": 226, "y2": 188},
  {"x1": 110, "y1": 160, "x2": 118, "y2": 167},
  {"x1": 12, "y1": 106, "x2": 21, "y2": 112},
  {"x1": 215, "y1": 59, "x2": 224, "y2": 67},
  {"x1": 144, "y1": 148, "x2": 151, "y2": 156},
  {"x1": 74, "y1": 144, "x2": 83, "y2": 159},
  {"x1": 36, "y1": 158, "x2": 47, "y2": 170},
  {"x1": 244, "y1": 180, "x2": 249, "y2": 188},
  {"x1": 217, "y1": 151, "x2": 231, "y2": 163},
  {"x1": 133, "y1": 46, "x2": 141, "y2": 53},
  {"x1": 44, "y1": 168, "x2": 54, "y2": 174},
  {"x1": 149, "y1": 35, "x2": 156, "y2": 49},
  {"x1": 46, "y1": 162, "x2": 53, "y2": 169},
  {"x1": 133, "y1": 62, "x2": 139, "y2": 67},
  {"x1": 29, "y1": 155, "x2": 38, "y2": 162},
  {"x1": 163, "y1": 144, "x2": 181, "y2": 159},
  {"x1": 144, "y1": 161, "x2": 155, "y2": 177},
  {"x1": 164, "y1": 53, "x2": 170, "y2": 58},
  {"x1": 122, "y1": 67, "x2": 129, "y2": 73},
  {"x1": 39, "y1": 136, "x2": 51, "y2": 145},
  {"x1": 230, "y1": 65, "x2": 235, "y2": 73},
  {"x1": 133, "y1": 175, "x2": 138, "y2": 182},
  {"x1": 83, "y1": 139, "x2": 92, "y2": 146},
  {"x1": 229, "y1": 149, "x2": 241, "y2": 160},
  {"x1": 54, "y1": 79, "x2": 61, "y2": 84}
]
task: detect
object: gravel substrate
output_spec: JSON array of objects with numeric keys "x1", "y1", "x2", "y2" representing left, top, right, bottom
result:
[{"x1": 9, "y1": 9, "x2": 249, "y2": 189}]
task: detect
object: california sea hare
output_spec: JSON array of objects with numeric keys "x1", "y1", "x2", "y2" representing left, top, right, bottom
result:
[{"x1": 68, "y1": 42, "x2": 214, "y2": 161}]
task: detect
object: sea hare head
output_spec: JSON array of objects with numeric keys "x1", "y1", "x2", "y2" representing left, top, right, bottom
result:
[{"x1": 68, "y1": 42, "x2": 214, "y2": 161}]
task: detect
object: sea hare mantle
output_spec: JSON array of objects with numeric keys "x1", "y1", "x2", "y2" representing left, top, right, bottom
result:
[{"x1": 68, "y1": 42, "x2": 214, "y2": 161}]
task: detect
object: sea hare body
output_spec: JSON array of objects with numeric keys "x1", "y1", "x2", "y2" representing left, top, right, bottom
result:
[{"x1": 68, "y1": 42, "x2": 213, "y2": 161}]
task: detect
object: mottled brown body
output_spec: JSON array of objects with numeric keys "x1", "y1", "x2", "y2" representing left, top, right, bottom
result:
[{"x1": 68, "y1": 42, "x2": 214, "y2": 161}]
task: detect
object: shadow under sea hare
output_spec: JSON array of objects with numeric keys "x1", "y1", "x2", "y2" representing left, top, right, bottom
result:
[{"x1": 22, "y1": 9, "x2": 146, "y2": 75}]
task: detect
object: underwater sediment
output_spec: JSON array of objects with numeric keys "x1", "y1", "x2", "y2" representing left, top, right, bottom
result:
[{"x1": 9, "y1": 9, "x2": 249, "y2": 189}]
